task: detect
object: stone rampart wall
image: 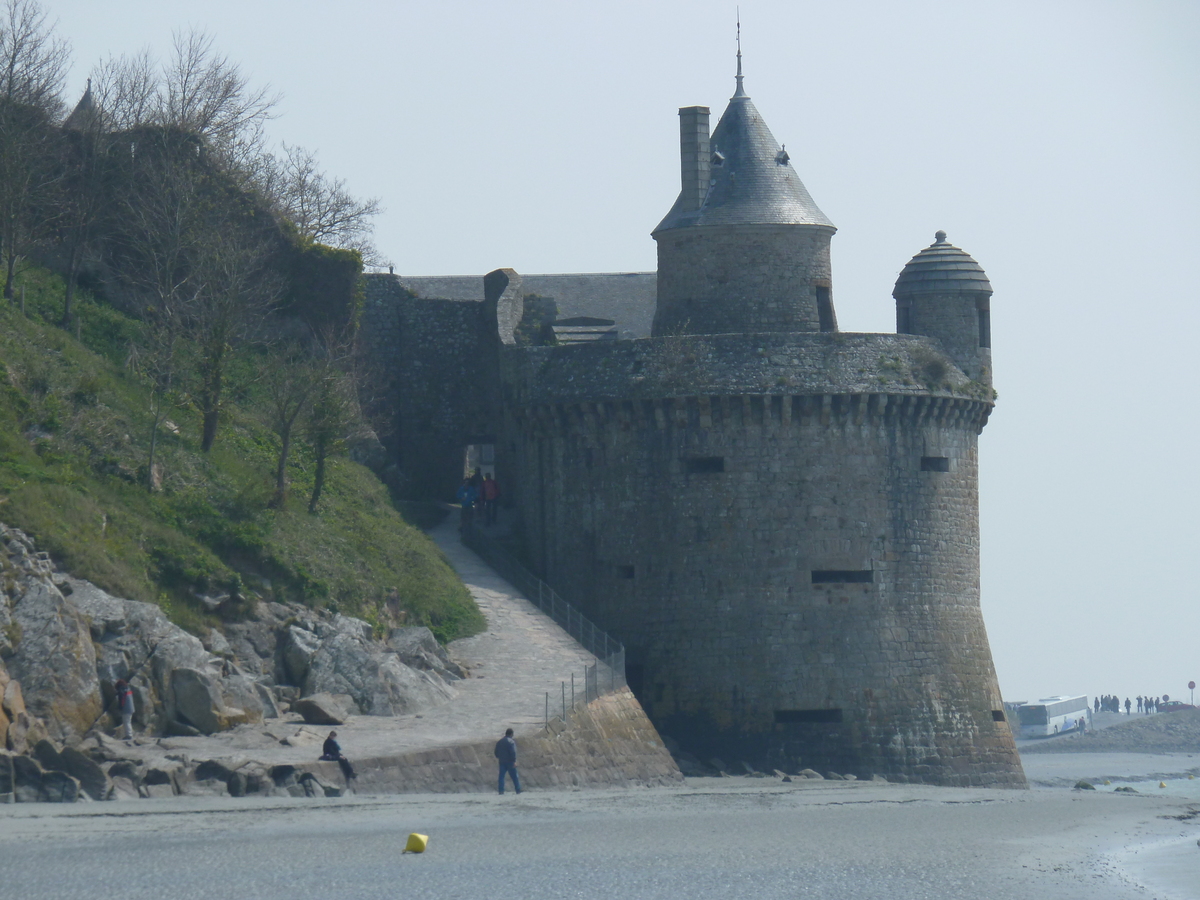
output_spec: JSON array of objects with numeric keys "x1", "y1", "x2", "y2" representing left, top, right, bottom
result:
[
  {"x1": 506, "y1": 381, "x2": 1023, "y2": 787},
  {"x1": 294, "y1": 690, "x2": 682, "y2": 794},
  {"x1": 502, "y1": 332, "x2": 994, "y2": 412},
  {"x1": 360, "y1": 275, "x2": 496, "y2": 499}
]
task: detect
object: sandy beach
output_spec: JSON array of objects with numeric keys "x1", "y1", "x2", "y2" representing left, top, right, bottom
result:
[{"x1": 2, "y1": 750, "x2": 1198, "y2": 900}]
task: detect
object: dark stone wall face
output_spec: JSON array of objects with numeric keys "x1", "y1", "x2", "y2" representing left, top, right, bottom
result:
[
  {"x1": 509, "y1": 389, "x2": 1025, "y2": 787},
  {"x1": 899, "y1": 289, "x2": 993, "y2": 387},
  {"x1": 360, "y1": 275, "x2": 496, "y2": 499},
  {"x1": 652, "y1": 225, "x2": 835, "y2": 337}
]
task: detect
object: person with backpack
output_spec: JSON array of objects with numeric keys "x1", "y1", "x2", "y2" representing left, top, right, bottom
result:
[
  {"x1": 114, "y1": 679, "x2": 135, "y2": 740},
  {"x1": 456, "y1": 478, "x2": 478, "y2": 530},
  {"x1": 494, "y1": 727, "x2": 521, "y2": 794}
]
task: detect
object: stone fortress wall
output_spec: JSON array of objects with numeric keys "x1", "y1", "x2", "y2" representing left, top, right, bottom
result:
[{"x1": 360, "y1": 59, "x2": 1025, "y2": 787}]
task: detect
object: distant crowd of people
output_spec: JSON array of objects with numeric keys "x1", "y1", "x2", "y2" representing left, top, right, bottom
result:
[
  {"x1": 457, "y1": 468, "x2": 500, "y2": 529},
  {"x1": 1095, "y1": 694, "x2": 1168, "y2": 715}
]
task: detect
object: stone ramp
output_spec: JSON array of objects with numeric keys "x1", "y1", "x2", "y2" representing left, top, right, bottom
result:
[{"x1": 112, "y1": 512, "x2": 678, "y2": 793}]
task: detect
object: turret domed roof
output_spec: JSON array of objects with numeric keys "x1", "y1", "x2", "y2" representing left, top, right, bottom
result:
[
  {"x1": 653, "y1": 81, "x2": 834, "y2": 234},
  {"x1": 892, "y1": 231, "x2": 992, "y2": 296}
]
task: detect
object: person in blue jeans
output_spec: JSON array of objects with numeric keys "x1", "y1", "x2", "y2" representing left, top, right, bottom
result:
[{"x1": 494, "y1": 727, "x2": 521, "y2": 794}]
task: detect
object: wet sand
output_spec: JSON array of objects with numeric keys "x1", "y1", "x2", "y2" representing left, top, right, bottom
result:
[{"x1": 2, "y1": 757, "x2": 1198, "y2": 900}]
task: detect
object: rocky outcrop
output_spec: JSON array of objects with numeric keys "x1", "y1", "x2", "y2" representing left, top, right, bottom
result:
[
  {"x1": 303, "y1": 616, "x2": 457, "y2": 716},
  {"x1": 0, "y1": 521, "x2": 466, "y2": 801}
]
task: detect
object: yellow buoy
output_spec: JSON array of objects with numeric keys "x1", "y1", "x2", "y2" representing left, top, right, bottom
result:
[
  {"x1": 404, "y1": 833, "x2": 429, "y2": 853},
  {"x1": 1158, "y1": 782, "x2": 1167, "y2": 789},
  {"x1": 1103, "y1": 780, "x2": 1111, "y2": 785},
  {"x1": 1190, "y1": 775, "x2": 1195, "y2": 780}
]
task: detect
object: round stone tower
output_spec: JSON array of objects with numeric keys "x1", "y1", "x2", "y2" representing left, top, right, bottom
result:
[
  {"x1": 893, "y1": 231, "x2": 993, "y2": 387},
  {"x1": 651, "y1": 51, "x2": 837, "y2": 336},
  {"x1": 501, "y1": 56, "x2": 1024, "y2": 788}
]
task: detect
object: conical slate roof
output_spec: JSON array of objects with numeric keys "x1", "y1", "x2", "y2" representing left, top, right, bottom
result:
[
  {"x1": 63, "y1": 80, "x2": 100, "y2": 132},
  {"x1": 893, "y1": 231, "x2": 992, "y2": 296},
  {"x1": 654, "y1": 81, "x2": 834, "y2": 234}
]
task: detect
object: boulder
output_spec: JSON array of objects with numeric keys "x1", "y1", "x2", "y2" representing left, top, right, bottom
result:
[
  {"x1": 143, "y1": 781, "x2": 175, "y2": 799},
  {"x1": 2, "y1": 677, "x2": 24, "y2": 718},
  {"x1": 40, "y1": 769, "x2": 80, "y2": 802},
  {"x1": 108, "y1": 776, "x2": 139, "y2": 800},
  {"x1": 32, "y1": 738, "x2": 62, "y2": 771},
  {"x1": 108, "y1": 759, "x2": 144, "y2": 785},
  {"x1": 283, "y1": 625, "x2": 320, "y2": 685},
  {"x1": 170, "y1": 668, "x2": 251, "y2": 734},
  {"x1": 6, "y1": 578, "x2": 101, "y2": 743},
  {"x1": 387, "y1": 626, "x2": 467, "y2": 680},
  {"x1": 12, "y1": 754, "x2": 44, "y2": 802},
  {"x1": 57, "y1": 747, "x2": 111, "y2": 801},
  {"x1": 305, "y1": 619, "x2": 455, "y2": 716},
  {"x1": 294, "y1": 692, "x2": 355, "y2": 726},
  {"x1": 798, "y1": 768, "x2": 825, "y2": 780},
  {"x1": 0, "y1": 750, "x2": 13, "y2": 802},
  {"x1": 6, "y1": 710, "x2": 48, "y2": 755}
]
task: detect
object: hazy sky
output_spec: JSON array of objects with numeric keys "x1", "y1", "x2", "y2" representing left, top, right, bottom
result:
[{"x1": 52, "y1": 1, "x2": 1200, "y2": 707}]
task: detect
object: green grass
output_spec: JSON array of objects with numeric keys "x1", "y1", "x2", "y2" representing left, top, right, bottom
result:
[{"x1": 0, "y1": 267, "x2": 484, "y2": 644}]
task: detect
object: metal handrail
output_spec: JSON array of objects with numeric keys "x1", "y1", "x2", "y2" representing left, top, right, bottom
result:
[{"x1": 460, "y1": 523, "x2": 626, "y2": 704}]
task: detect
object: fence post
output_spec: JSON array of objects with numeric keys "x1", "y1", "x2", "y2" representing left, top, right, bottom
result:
[
  {"x1": 571, "y1": 671, "x2": 575, "y2": 711},
  {"x1": 562, "y1": 681, "x2": 566, "y2": 721},
  {"x1": 545, "y1": 692, "x2": 548, "y2": 729}
]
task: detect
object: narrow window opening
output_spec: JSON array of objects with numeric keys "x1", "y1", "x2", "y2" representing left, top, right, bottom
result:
[
  {"x1": 977, "y1": 306, "x2": 991, "y2": 348},
  {"x1": 921, "y1": 456, "x2": 950, "y2": 472},
  {"x1": 711, "y1": 150, "x2": 725, "y2": 167},
  {"x1": 617, "y1": 565, "x2": 635, "y2": 580},
  {"x1": 896, "y1": 300, "x2": 911, "y2": 334},
  {"x1": 775, "y1": 708, "x2": 844, "y2": 724},
  {"x1": 815, "y1": 286, "x2": 836, "y2": 332},
  {"x1": 812, "y1": 570, "x2": 873, "y2": 584},
  {"x1": 684, "y1": 456, "x2": 725, "y2": 474},
  {"x1": 992, "y1": 710, "x2": 1006, "y2": 722}
]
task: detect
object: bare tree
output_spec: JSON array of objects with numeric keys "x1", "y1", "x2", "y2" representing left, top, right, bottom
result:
[
  {"x1": 265, "y1": 143, "x2": 381, "y2": 259},
  {"x1": 0, "y1": 0, "x2": 67, "y2": 111},
  {"x1": 125, "y1": 294, "x2": 182, "y2": 492},
  {"x1": 90, "y1": 49, "x2": 157, "y2": 131},
  {"x1": 0, "y1": 0, "x2": 69, "y2": 299},
  {"x1": 303, "y1": 330, "x2": 360, "y2": 513},
  {"x1": 157, "y1": 29, "x2": 277, "y2": 171},
  {"x1": 185, "y1": 225, "x2": 279, "y2": 451},
  {"x1": 264, "y1": 341, "x2": 321, "y2": 508}
]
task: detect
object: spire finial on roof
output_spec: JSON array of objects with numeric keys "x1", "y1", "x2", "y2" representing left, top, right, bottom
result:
[
  {"x1": 734, "y1": 8, "x2": 747, "y2": 98},
  {"x1": 935, "y1": 230, "x2": 947, "y2": 244}
]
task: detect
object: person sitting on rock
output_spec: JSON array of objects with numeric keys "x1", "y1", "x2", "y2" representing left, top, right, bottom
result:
[{"x1": 320, "y1": 730, "x2": 356, "y2": 782}]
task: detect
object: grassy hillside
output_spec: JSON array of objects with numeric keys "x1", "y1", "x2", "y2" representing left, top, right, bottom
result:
[{"x1": 0, "y1": 267, "x2": 484, "y2": 643}]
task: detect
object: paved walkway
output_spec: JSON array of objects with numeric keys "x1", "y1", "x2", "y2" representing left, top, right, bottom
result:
[{"x1": 139, "y1": 512, "x2": 602, "y2": 765}]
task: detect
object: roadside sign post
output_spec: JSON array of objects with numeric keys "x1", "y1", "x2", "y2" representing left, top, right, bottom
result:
[{"x1": 1190, "y1": 681, "x2": 1196, "y2": 706}]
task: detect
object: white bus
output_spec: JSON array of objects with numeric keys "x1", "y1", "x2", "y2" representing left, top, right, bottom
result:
[{"x1": 1015, "y1": 696, "x2": 1091, "y2": 738}]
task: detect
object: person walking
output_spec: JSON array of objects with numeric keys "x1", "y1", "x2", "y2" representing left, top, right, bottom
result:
[
  {"x1": 114, "y1": 679, "x2": 135, "y2": 740},
  {"x1": 482, "y1": 474, "x2": 500, "y2": 526},
  {"x1": 456, "y1": 478, "x2": 478, "y2": 531},
  {"x1": 1125, "y1": 697, "x2": 1131, "y2": 715},
  {"x1": 494, "y1": 727, "x2": 521, "y2": 794}
]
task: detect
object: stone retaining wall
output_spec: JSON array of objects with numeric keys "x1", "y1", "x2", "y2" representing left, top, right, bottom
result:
[{"x1": 294, "y1": 690, "x2": 682, "y2": 794}]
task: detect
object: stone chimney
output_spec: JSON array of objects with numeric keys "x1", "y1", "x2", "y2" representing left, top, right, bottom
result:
[{"x1": 678, "y1": 106, "x2": 710, "y2": 212}]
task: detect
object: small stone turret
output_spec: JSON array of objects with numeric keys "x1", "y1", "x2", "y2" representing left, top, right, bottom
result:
[{"x1": 893, "y1": 231, "x2": 993, "y2": 386}]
